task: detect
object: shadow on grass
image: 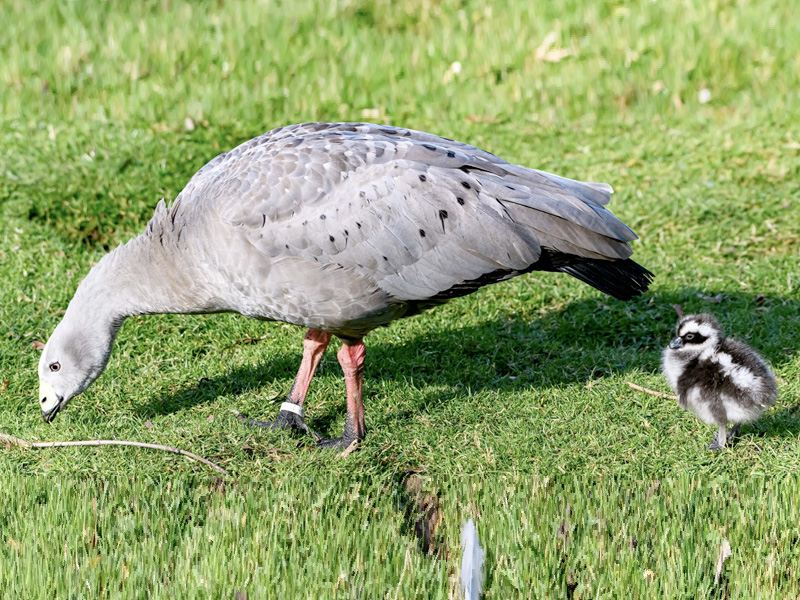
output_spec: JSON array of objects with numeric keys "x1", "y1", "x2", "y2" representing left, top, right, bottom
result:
[
  {"x1": 126, "y1": 288, "x2": 800, "y2": 567},
  {"x1": 136, "y1": 289, "x2": 799, "y2": 436}
]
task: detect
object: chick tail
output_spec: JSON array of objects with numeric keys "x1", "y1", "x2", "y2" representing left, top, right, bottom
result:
[{"x1": 559, "y1": 258, "x2": 654, "y2": 301}]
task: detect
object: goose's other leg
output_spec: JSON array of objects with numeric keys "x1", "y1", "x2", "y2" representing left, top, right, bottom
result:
[
  {"x1": 318, "y1": 339, "x2": 366, "y2": 449},
  {"x1": 247, "y1": 328, "x2": 331, "y2": 439}
]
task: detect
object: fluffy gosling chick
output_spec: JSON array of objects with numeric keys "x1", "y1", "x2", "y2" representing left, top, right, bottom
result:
[{"x1": 662, "y1": 313, "x2": 778, "y2": 450}]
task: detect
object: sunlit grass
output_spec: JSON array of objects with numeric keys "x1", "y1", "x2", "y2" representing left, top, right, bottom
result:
[
  {"x1": 2, "y1": 474, "x2": 800, "y2": 598},
  {"x1": 1, "y1": 0, "x2": 800, "y2": 596}
]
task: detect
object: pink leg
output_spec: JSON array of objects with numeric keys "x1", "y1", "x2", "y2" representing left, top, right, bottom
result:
[
  {"x1": 318, "y1": 339, "x2": 367, "y2": 447},
  {"x1": 246, "y1": 328, "x2": 331, "y2": 436},
  {"x1": 287, "y1": 329, "x2": 332, "y2": 406}
]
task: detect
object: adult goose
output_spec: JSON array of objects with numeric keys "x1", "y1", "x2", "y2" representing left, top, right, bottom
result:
[{"x1": 38, "y1": 122, "x2": 653, "y2": 448}]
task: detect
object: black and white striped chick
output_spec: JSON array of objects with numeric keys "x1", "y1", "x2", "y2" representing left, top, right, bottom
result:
[{"x1": 661, "y1": 313, "x2": 778, "y2": 450}]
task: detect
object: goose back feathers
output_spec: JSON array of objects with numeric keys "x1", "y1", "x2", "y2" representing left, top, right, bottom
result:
[{"x1": 142, "y1": 122, "x2": 652, "y2": 339}]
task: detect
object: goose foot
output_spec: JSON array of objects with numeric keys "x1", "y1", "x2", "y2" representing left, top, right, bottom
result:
[
  {"x1": 232, "y1": 408, "x2": 321, "y2": 442},
  {"x1": 317, "y1": 433, "x2": 361, "y2": 451},
  {"x1": 316, "y1": 416, "x2": 363, "y2": 451}
]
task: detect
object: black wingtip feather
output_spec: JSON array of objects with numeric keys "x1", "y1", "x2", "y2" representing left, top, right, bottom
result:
[{"x1": 559, "y1": 259, "x2": 654, "y2": 301}]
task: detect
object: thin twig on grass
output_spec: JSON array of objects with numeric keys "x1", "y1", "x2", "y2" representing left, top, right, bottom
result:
[
  {"x1": 152, "y1": 357, "x2": 181, "y2": 364},
  {"x1": 0, "y1": 432, "x2": 229, "y2": 475},
  {"x1": 626, "y1": 382, "x2": 678, "y2": 400}
]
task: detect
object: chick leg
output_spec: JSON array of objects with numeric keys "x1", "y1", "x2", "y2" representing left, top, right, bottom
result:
[
  {"x1": 727, "y1": 423, "x2": 742, "y2": 444},
  {"x1": 245, "y1": 328, "x2": 331, "y2": 440},
  {"x1": 708, "y1": 423, "x2": 729, "y2": 450},
  {"x1": 318, "y1": 339, "x2": 366, "y2": 450}
]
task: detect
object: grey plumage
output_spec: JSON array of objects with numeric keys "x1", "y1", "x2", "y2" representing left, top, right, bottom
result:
[
  {"x1": 661, "y1": 313, "x2": 778, "y2": 450},
  {"x1": 145, "y1": 122, "x2": 650, "y2": 332},
  {"x1": 38, "y1": 122, "x2": 653, "y2": 441}
]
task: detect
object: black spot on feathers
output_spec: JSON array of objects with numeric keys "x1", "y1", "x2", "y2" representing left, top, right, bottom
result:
[
  {"x1": 438, "y1": 210, "x2": 448, "y2": 232},
  {"x1": 461, "y1": 181, "x2": 471, "y2": 189},
  {"x1": 422, "y1": 143, "x2": 437, "y2": 152},
  {"x1": 261, "y1": 214, "x2": 266, "y2": 227},
  {"x1": 419, "y1": 229, "x2": 426, "y2": 237},
  {"x1": 320, "y1": 214, "x2": 327, "y2": 220},
  {"x1": 419, "y1": 174, "x2": 427, "y2": 182},
  {"x1": 457, "y1": 197, "x2": 465, "y2": 205},
  {"x1": 447, "y1": 150, "x2": 455, "y2": 158},
  {"x1": 356, "y1": 222, "x2": 362, "y2": 229},
  {"x1": 329, "y1": 235, "x2": 335, "y2": 243},
  {"x1": 383, "y1": 256, "x2": 388, "y2": 261}
]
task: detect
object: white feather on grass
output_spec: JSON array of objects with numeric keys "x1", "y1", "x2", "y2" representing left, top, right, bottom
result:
[{"x1": 460, "y1": 519, "x2": 484, "y2": 600}]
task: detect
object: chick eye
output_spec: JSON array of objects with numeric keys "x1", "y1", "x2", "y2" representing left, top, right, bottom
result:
[
  {"x1": 684, "y1": 333, "x2": 695, "y2": 342},
  {"x1": 49, "y1": 362, "x2": 61, "y2": 372}
]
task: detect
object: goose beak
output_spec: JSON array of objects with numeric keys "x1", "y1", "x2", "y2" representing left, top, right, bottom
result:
[
  {"x1": 39, "y1": 380, "x2": 64, "y2": 423},
  {"x1": 668, "y1": 337, "x2": 683, "y2": 350}
]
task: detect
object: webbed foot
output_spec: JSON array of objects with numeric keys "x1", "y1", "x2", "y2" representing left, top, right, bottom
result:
[
  {"x1": 708, "y1": 423, "x2": 741, "y2": 451},
  {"x1": 317, "y1": 435, "x2": 358, "y2": 450},
  {"x1": 317, "y1": 435, "x2": 361, "y2": 455},
  {"x1": 232, "y1": 405, "x2": 321, "y2": 442},
  {"x1": 708, "y1": 423, "x2": 727, "y2": 450},
  {"x1": 316, "y1": 414, "x2": 364, "y2": 453}
]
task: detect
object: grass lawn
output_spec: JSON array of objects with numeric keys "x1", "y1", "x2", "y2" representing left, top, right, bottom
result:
[{"x1": 2, "y1": 0, "x2": 799, "y2": 597}]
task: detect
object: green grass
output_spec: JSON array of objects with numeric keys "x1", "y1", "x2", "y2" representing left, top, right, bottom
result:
[
  {"x1": 3, "y1": 474, "x2": 800, "y2": 598},
  {"x1": 2, "y1": 0, "x2": 800, "y2": 596}
]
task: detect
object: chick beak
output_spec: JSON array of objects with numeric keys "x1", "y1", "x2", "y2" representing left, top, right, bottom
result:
[
  {"x1": 39, "y1": 380, "x2": 64, "y2": 423},
  {"x1": 668, "y1": 337, "x2": 683, "y2": 350}
]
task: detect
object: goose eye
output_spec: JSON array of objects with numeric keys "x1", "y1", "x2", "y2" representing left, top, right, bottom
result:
[
  {"x1": 684, "y1": 333, "x2": 695, "y2": 342},
  {"x1": 49, "y1": 362, "x2": 61, "y2": 372}
]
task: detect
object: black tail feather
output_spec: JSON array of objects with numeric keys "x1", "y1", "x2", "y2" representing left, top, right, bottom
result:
[{"x1": 559, "y1": 259, "x2": 654, "y2": 301}]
